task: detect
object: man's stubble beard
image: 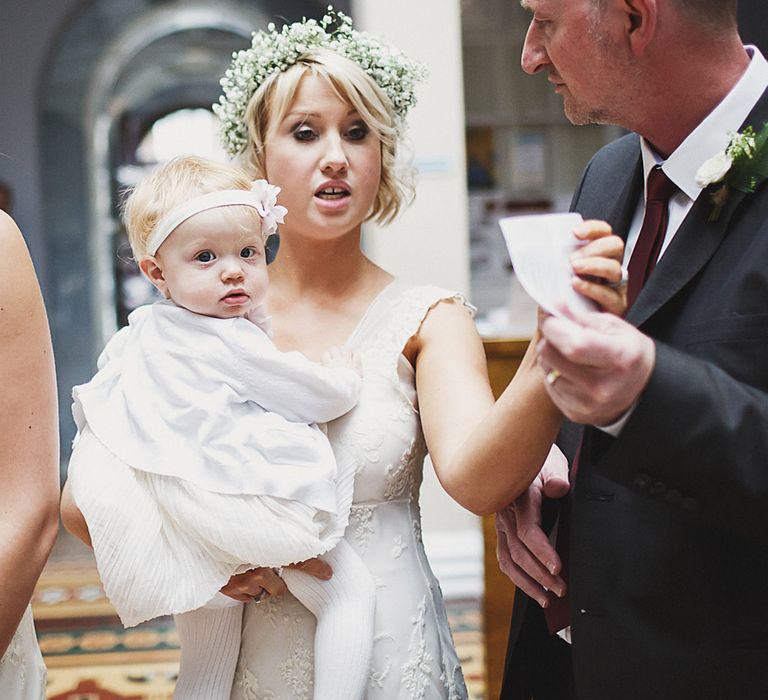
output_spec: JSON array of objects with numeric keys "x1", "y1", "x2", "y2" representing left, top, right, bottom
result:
[
  {"x1": 562, "y1": 51, "x2": 635, "y2": 128},
  {"x1": 562, "y1": 95, "x2": 615, "y2": 126}
]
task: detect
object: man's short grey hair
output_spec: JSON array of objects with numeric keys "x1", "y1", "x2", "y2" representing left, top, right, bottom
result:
[
  {"x1": 590, "y1": 0, "x2": 737, "y2": 33},
  {"x1": 675, "y1": 0, "x2": 738, "y2": 31}
]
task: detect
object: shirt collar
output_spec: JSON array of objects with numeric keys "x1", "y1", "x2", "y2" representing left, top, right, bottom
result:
[{"x1": 641, "y1": 45, "x2": 768, "y2": 201}]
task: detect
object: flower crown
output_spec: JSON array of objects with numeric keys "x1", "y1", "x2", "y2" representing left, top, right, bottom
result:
[{"x1": 213, "y1": 6, "x2": 428, "y2": 157}]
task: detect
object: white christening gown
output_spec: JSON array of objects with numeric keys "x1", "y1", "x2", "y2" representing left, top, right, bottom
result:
[
  {"x1": 233, "y1": 280, "x2": 470, "y2": 700},
  {"x1": 0, "y1": 606, "x2": 46, "y2": 699}
]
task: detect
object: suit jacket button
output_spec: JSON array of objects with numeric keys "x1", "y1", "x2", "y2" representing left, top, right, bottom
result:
[
  {"x1": 664, "y1": 489, "x2": 682, "y2": 505},
  {"x1": 632, "y1": 473, "x2": 652, "y2": 490},
  {"x1": 586, "y1": 492, "x2": 614, "y2": 502},
  {"x1": 681, "y1": 497, "x2": 698, "y2": 511}
]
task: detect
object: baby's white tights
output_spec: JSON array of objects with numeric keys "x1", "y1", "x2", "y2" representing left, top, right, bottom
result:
[{"x1": 173, "y1": 539, "x2": 376, "y2": 699}]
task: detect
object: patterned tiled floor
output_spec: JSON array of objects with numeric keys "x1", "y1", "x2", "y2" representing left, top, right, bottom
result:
[{"x1": 35, "y1": 552, "x2": 485, "y2": 699}]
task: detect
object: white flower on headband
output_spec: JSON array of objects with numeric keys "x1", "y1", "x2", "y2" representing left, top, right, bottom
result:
[
  {"x1": 251, "y1": 179, "x2": 287, "y2": 237},
  {"x1": 213, "y1": 6, "x2": 428, "y2": 157}
]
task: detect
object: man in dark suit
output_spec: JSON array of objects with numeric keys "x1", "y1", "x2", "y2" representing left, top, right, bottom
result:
[{"x1": 499, "y1": 1, "x2": 768, "y2": 698}]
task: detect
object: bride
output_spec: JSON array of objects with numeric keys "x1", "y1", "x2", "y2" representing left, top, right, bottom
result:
[
  {"x1": 0, "y1": 210, "x2": 60, "y2": 698},
  {"x1": 214, "y1": 10, "x2": 628, "y2": 698}
]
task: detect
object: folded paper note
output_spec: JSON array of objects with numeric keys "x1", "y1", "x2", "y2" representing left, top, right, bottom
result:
[{"x1": 498, "y1": 212, "x2": 597, "y2": 317}]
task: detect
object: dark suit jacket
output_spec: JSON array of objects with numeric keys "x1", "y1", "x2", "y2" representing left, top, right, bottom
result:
[{"x1": 505, "y1": 90, "x2": 768, "y2": 699}]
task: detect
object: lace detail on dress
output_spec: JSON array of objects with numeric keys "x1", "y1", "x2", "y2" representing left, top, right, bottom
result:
[
  {"x1": 0, "y1": 628, "x2": 26, "y2": 688},
  {"x1": 412, "y1": 518, "x2": 423, "y2": 542},
  {"x1": 384, "y1": 437, "x2": 418, "y2": 500},
  {"x1": 254, "y1": 595, "x2": 281, "y2": 627},
  {"x1": 335, "y1": 427, "x2": 384, "y2": 474},
  {"x1": 236, "y1": 668, "x2": 278, "y2": 700},
  {"x1": 370, "y1": 632, "x2": 396, "y2": 690},
  {"x1": 440, "y1": 660, "x2": 465, "y2": 700},
  {"x1": 278, "y1": 616, "x2": 312, "y2": 699},
  {"x1": 392, "y1": 535, "x2": 408, "y2": 558},
  {"x1": 390, "y1": 393, "x2": 416, "y2": 423},
  {"x1": 370, "y1": 655, "x2": 393, "y2": 689},
  {"x1": 401, "y1": 597, "x2": 435, "y2": 699},
  {"x1": 349, "y1": 504, "x2": 376, "y2": 552}
]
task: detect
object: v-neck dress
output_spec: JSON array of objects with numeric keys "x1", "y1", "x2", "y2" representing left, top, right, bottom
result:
[{"x1": 232, "y1": 279, "x2": 471, "y2": 700}]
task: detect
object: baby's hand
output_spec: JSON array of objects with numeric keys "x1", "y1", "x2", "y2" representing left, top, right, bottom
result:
[{"x1": 321, "y1": 346, "x2": 362, "y2": 376}]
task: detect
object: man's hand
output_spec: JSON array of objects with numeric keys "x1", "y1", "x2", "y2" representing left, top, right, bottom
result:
[
  {"x1": 570, "y1": 219, "x2": 627, "y2": 317},
  {"x1": 495, "y1": 445, "x2": 569, "y2": 608},
  {"x1": 538, "y1": 310, "x2": 655, "y2": 425}
]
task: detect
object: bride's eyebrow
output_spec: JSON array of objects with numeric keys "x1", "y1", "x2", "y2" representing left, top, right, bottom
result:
[
  {"x1": 284, "y1": 108, "x2": 360, "y2": 120},
  {"x1": 284, "y1": 111, "x2": 318, "y2": 121}
]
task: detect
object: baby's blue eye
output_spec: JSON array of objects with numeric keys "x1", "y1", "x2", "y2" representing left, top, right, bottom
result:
[
  {"x1": 240, "y1": 246, "x2": 258, "y2": 259},
  {"x1": 196, "y1": 251, "x2": 214, "y2": 263}
]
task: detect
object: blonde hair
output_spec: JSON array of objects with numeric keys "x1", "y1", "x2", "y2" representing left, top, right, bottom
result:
[
  {"x1": 241, "y1": 48, "x2": 415, "y2": 225},
  {"x1": 123, "y1": 156, "x2": 260, "y2": 258}
]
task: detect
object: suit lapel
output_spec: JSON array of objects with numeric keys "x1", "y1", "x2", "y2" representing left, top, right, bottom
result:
[
  {"x1": 626, "y1": 90, "x2": 768, "y2": 328},
  {"x1": 576, "y1": 141, "x2": 643, "y2": 244},
  {"x1": 607, "y1": 155, "x2": 643, "y2": 244}
]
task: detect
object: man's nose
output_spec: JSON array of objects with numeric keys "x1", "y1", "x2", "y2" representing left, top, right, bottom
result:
[{"x1": 521, "y1": 22, "x2": 548, "y2": 75}]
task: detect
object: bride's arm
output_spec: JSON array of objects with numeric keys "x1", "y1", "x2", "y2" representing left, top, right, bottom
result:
[
  {"x1": 417, "y1": 223, "x2": 625, "y2": 516},
  {"x1": 0, "y1": 212, "x2": 60, "y2": 656},
  {"x1": 415, "y1": 304, "x2": 560, "y2": 515}
]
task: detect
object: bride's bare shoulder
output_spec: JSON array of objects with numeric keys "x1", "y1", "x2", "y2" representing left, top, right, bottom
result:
[{"x1": 0, "y1": 211, "x2": 45, "y2": 319}]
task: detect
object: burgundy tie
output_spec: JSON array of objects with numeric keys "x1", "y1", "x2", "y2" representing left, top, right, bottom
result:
[
  {"x1": 543, "y1": 445, "x2": 579, "y2": 635},
  {"x1": 543, "y1": 167, "x2": 678, "y2": 635},
  {"x1": 627, "y1": 166, "x2": 679, "y2": 307}
]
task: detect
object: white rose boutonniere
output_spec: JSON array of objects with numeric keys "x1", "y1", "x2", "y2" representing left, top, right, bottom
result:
[
  {"x1": 697, "y1": 124, "x2": 768, "y2": 221},
  {"x1": 695, "y1": 151, "x2": 733, "y2": 189}
]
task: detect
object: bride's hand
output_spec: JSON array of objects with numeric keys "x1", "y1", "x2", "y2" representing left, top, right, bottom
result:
[
  {"x1": 569, "y1": 219, "x2": 627, "y2": 316},
  {"x1": 219, "y1": 558, "x2": 333, "y2": 603}
]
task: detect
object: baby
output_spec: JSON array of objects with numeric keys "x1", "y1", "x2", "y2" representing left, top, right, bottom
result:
[{"x1": 64, "y1": 156, "x2": 375, "y2": 699}]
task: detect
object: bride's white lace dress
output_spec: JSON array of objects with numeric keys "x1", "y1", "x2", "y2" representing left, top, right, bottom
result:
[
  {"x1": 232, "y1": 279, "x2": 470, "y2": 699},
  {"x1": 0, "y1": 606, "x2": 46, "y2": 699}
]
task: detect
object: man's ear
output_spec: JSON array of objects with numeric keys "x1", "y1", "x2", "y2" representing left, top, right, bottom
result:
[
  {"x1": 623, "y1": 0, "x2": 657, "y2": 55},
  {"x1": 138, "y1": 256, "x2": 169, "y2": 297}
]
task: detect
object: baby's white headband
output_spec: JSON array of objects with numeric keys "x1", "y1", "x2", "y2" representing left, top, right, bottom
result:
[{"x1": 146, "y1": 179, "x2": 288, "y2": 256}]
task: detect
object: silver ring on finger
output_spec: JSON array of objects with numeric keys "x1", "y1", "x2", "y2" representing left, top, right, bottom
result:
[{"x1": 607, "y1": 268, "x2": 629, "y2": 290}]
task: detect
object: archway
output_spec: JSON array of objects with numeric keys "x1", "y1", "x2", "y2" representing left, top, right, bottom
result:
[
  {"x1": 38, "y1": 0, "x2": 343, "y2": 456},
  {"x1": 83, "y1": 4, "x2": 264, "y2": 344}
]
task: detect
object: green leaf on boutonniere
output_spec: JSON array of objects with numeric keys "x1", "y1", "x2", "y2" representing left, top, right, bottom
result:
[
  {"x1": 726, "y1": 123, "x2": 768, "y2": 193},
  {"x1": 697, "y1": 123, "x2": 768, "y2": 221}
]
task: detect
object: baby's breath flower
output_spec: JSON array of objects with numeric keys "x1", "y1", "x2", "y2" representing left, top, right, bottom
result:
[{"x1": 213, "y1": 7, "x2": 427, "y2": 157}]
